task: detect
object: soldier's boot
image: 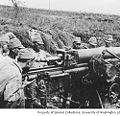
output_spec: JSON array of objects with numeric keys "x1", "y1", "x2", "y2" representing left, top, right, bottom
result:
[
  {"x1": 25, "y1": 99, "x2": 34, "y2": 108},
  {"x1": 40, "y1": 97, "x2": 47, "y2": 108},
  {"x1": 33, "y1": 100, "x2": 42, "y2": 108}
]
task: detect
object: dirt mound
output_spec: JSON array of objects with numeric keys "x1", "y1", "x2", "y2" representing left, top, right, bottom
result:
[{"x1": 0, "y1": 25, "x2": 75, "y2": 54}]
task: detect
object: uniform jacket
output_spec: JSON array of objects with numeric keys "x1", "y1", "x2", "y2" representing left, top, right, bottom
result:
[
  {"x1": 32, "y1": 50, "x2": 50, "y2": 68},
  {"x1": 0, "y1": 55, "x2": 24, "y2": 108}
]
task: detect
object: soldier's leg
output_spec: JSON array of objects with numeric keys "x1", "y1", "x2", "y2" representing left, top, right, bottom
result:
[
  {"x1": 25, "y1": 80, "x2": 37, "y2": 108},
  {"x1": 70, "y1": 73, "x2": 81, "y2": 108},
  {"x1": 36, "y1": 79, "x2": 47, "y2": 108},
  {"x1": 62, "y1": 74, "x2": 70, "y2": 108}
]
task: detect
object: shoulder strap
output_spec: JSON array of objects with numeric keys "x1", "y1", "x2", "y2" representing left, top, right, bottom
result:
[{"x1": 12, "y1": 60, "x2": 22, "y2": 74}]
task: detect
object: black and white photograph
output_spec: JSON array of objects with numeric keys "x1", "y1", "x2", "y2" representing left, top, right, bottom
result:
[{"x1": 0, "y1": 0, "x2": 120, "y2": 114}]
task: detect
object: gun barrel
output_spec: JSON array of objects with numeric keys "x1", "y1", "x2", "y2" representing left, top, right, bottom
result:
[
  {"x1": 50, "y1": 73, "x2": 69, "y2": 78},
  {"x1": 46, "y1": 56, "x2": 61, "y2": 61},
  {"x1": 76, "y1": 47, "x2": 120, "y2": 63},
  {"x1": 28, "y1": 66, "x2": 63, "y2": 75},
  {"x1": 65, "y1": 67, "x2": 88, "y2": 73},
  {"x1": 49, "y1": 67, "x2": 88, "y2": 78},
  {"x1": 30, "y1": 65, "x2": 58, "y2": 71},
  {"x1": 28, "y1": 63, "x2": 88, "y2": 75}
]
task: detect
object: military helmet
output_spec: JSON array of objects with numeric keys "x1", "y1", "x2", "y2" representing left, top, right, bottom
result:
[
  {"x1": 0, "y1": 32, "x2": 16, "y2": 43},
  {"x1": 73, "y1": 37, "x2": 81, "y2": 44},
  {"x1": 30, "y1": 30, "x2": 44, "y2": 45},
  {"x1": 18, "y1": 48, "x2": 35, "y2": 68},
  {"x1": 5, "y1": 32, "x2": 16, "y2": 40},
  {"x1": 88, "y1": 37, "x2": 97, "y2": 46},
  {"x1": 32, "y1": 37, "x2": 44, "y2": 45},
  {"x1": 8, "y1": 38, "x2": 25, "y2": 49},
  {"x1": 104, "y1": 34, "x2": 113, "y2": 43}
]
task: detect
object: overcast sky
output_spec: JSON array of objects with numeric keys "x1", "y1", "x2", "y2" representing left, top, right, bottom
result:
[{"x1": 1, "y1": 0, "x2": 120, "y2": 15}]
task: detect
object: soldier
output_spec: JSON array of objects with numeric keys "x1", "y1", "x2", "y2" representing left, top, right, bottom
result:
[
  {"x1": 72, "y1": 37, "x2": 88, "y2": 49},
  {"x1": 18, "y1": 35, "x2": 51, "y2": 108},
  {"x1": 70, "y1": 37, "x2": 87, "y2": 108},
  {"x1": 0, "y1": 26, "x2": 17, "y2": 41},
  {"x1": 104, "y1": 34, "x2": 113, "y2": 47},
  {"x1": 28, "y1": 26, "x2": 51, "y2": 66},
  {"x1": 88, "y1": 36, "x2": 98, "y2": 48},
  {"x1": 0, "y1": 39, "x2": 25, "y2": 108},
  {"x1": 0, "y1": 26, "x2": 23, "y2": 56},
  {"x1": 28, "y1": 26, "x2": 41, "y2": 42},
  {"x1": 32, "y1": 35, "x2": 51, "y2": 68},
  {"x1": 8, "y1": 37, "x2": 25, "y2": 61},
  {"x1": 17, "y1": 48, "x2": 42, "y2": 108},
  {"x1": 70, "y1": 36, "x2": 97, "y2": 108},
  {"x1": 31, "y1": 37, "x2": 52, "y2": 108}
]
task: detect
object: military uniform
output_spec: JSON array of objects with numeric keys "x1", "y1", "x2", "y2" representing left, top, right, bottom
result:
[
  {"x1": 0, "y1": 31, "x2": 18, "y2": 43},
  {"x1": 0, "y1": 33, "x2": 26, "y2": 108},
  {"x1": 31, "y1": 37, "x2": 50, "y2": 108},
  {"x1": 104, "y1": 35, "x2": 113, "y2": 47},
  {"x1": 72, "y1": 37, "x2": 88, "y2": 49},
  {"x1": 28, "y1": 28, "x2": 43, "y2": 43},
  {"x1": 88, "y1": 36, "x2": 98, "y2": 48},
  {"x1": 0, "y1": 31, "x2": 25, "y2": 56},
  {"x1": 32, "y1": 50, "x2": 48, "y2": 68},
  {"x1": 18, "y1": 37, "x2": 49, "y2": 108},
  {"x1": 0, "y1": 55, "x2": 25, "y2": 108}
]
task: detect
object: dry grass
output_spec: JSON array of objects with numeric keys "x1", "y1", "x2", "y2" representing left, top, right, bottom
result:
[{"x1": 0, "y1": 5, "x2": 120, "y2": 52}]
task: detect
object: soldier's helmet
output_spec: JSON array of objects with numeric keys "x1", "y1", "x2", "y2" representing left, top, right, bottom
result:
[
  {"x1": 73, "y1": 37, "x2": 81, "y2": 44},
  {"x1": 8, "y1": 38, "x2": 25, "y2": 50},
  {"x1": 88, "y1": 37, "x2": 97, "y2": 46},
  {"x1": 0, "y1": 32, "x2": 17, "y2": 44},
  {"x1": 18, "y1": 48, "x2": 35, "y2": 68},
  {"x1": 32, "y1": 36, "x2": 44, "y2": 45},
  {"x1": 104, "y1": 35, "x2": 113, "y2": 43},
  {"x1": 31, "y1": 29, "x2": 44, "y2": 45}
]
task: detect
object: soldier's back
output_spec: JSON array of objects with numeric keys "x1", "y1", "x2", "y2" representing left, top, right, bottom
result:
[{"x1": 0, "y1": 56, "x2": 24, "y2": 108}]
